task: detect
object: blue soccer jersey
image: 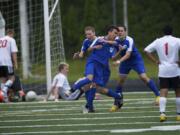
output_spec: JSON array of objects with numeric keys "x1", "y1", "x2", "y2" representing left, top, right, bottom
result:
[
  {"x1": 115, "y1": 36, "x2": 146, "y2": 74},
  {"x1": 87, "y1": 38, "x2": 116, "y2": 86},
  {"x1": 81, "y1": 37, "x2": 99, "y2": 76},
  {"x1": 88, "y1": 38, "x2": 116, "y2": 66}
]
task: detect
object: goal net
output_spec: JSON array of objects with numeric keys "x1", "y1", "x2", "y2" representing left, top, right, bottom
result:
[{"x1": 0, "y1": 0, "x2": 65, "y2": 94}]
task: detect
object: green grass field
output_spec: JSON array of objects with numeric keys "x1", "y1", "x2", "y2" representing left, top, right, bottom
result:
[{"x1": 0, "y1": 92, "x2": 180, "y2": 135}]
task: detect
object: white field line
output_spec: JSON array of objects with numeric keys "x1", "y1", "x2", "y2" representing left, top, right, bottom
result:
[
  {"x1": 0, "y1": 121, "x2": 179, "y2": 129},
  {"x1": 0, "y1": 115, "x2": 177, "y2": 123},
  {"x1": 111, "y1": 125, "x2": 180, "y2": 133},
  {"x1": 0, "y1": 124, "x2": 180, "y2": 135},
  {"x1": 0, "y1": 110, "x2": 174, "y2": 118}
]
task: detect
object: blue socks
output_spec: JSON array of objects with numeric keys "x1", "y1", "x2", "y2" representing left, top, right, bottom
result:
[
  {"x1": 115, "y1": 85, "x2": 123, "y2": 94},
  {"x1": 107, "y1": 89, "x2": 121, "y2": 99},
  {"x1": 85, "y1": 88, "x2": 96, "y2": 110},
  {"x1": 72, "y1": 78, "x2": 92, "y2": 91},
  {"x1": 147, "y1": 80, "x2": 160, "y2": 96}
]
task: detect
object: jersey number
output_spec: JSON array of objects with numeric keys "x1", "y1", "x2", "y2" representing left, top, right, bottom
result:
[
  {"x1": 0, "y1": 40, "x2": 7, "y2": 48},
  {"x1": 164, "y1": 43, "x2": 168, "y2": 55}
]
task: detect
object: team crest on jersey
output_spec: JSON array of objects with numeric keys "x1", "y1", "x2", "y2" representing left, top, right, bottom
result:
[{"x1": 109, "y1": 47, "x2": 114, "y2": 53}]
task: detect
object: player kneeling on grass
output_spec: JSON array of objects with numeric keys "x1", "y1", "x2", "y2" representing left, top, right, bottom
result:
[{"x1": 44, "y1": 62, "x2": 83, "y2": 102}]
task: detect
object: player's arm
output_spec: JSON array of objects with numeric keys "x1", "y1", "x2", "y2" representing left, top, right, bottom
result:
[
  {"x1": 114, "y1": 51, "x2": 131, "y2": 65},
  {"x1": 73, "y1": 51, "x2": 85, "y2": 59},
  {"x1": 12, "y1": 52, "x2": 18, "y2": 69},
  {"x1": 144, "y1": 40, "x2": 160, "y2": 64},
  {"x1": 145, "y1": 51, "x2": 160, "y2": 65}
]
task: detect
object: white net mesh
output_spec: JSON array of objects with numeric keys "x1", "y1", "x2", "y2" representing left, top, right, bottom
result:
[{"x1": 0, "y1": 0, "x2": 65, "y2": 94}]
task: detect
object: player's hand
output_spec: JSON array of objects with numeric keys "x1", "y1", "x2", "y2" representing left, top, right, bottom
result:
[
  {"x1": 73, "y1": 52, "x2": 80, "y2": 59},
  {"x1": 113, "y1": 60, "x2": 121, "y2": 66},
  {"x1": 93, "y1": 45, "x2": 103, "y2": 50},
  {"x1": 118, "y1": 45, "x2": 123, "y2": 51},
  {"x1": 156, "y1": 60, "x2": 160, "y2": 65},
  {"x1": 98, "y1": 38, "x2": 107, "y2": 44}
]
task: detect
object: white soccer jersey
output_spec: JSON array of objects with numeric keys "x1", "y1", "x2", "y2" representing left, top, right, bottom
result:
[
  {"x1": 145, "y1": 35, "x2": 180, "y2": 77},
  {"x1": 0, "y1": 35, "x2": 18, "y2": 66},
  {"x1": 52, "y1": 73, "x2": 71, "y2": 93}
]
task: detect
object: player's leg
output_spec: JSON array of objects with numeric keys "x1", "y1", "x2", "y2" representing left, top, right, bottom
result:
[
  {"x1": 115, "y1": 64, "x2": 130, "y2": 95},
  {"x1": 9, "y1": 75, "x2": 25, "y2": 102},
  {"x1": 159, "y1": 77, "x2": 169, "y2": 122},
  {"x1": 110, "y1": 65, "x2": 130, "y2": 112},
  {"x1": 0, "y1": 66, "x2": 15, "y2": 102},
  {"x1": 134, "y1": 62, "x2": 160, "y2": 104},
  {"x1": 83, "y1": 88, "x2": 96, "y2": 113},
  {"x1": 71, "y1": 62, "x2": 94, "y2": 92}
]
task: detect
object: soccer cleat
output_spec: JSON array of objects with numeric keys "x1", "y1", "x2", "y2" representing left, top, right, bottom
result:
[
  {"x1": 54, "y1": 99, "x2": 59, "y2": 102},
  {"x1": 82, "y1": 106, "x2": 95, "y2": 114},
  {"x1": 160, "y1": 113, "x2": 167, "y2": 122},
  {"x1": 176, "y1": 115, "x2": 180, "y2": 121},
  {"x1": 109, "y1": 105, "x2": 119, "y2": 112},
  {"x1": 155, "y1": 96, "x2": 160, "y2": 106}
]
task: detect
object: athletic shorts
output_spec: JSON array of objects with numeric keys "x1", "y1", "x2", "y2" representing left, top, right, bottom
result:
[
  {"x1": 119, "y1": 62, "x2": 146, "y2": 75},
  {"x1": 0, "y1": 66, "x2": 14, "y2": 77},
  {"x1": 159, "y1": 76, "x2": 180, "y2": 89},
  {"x1": 93, "y1": 62, "x2": 110, "y2": 87},
  {"x1": 84, "y1": 61, "x2": 94, "y2": 76}
]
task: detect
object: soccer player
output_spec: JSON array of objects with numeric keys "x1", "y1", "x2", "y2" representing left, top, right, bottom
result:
[
  {"x1": 110, "y1": 25, "x2": 160, "y2": 112},
  {"x1": 144, "y1": 25, "x2": 180, "y2": 122},
  {"x1": 0, "y1": 29, "x2": 18, "y2": 102},
  {"x1": 71, "y1": 25, "x2": 122, "y2": 113},
  {"x1": 73, "y1": 26, "x2": 99, "y2": 112},
  {"x1": 44, "y1": 62, "x2": 82, "y2": 102}
]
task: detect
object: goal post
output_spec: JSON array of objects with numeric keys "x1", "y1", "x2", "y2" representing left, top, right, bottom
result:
[{"x1": 0, "y1": 0, "x2": 65, "y2": 94}]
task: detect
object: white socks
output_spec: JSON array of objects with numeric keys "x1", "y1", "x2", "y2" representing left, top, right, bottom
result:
[
  {"x1": 2, "y1": 80, "x2": 13, "y2": 95},
  {"x1": 176, "y1": 98, "x2": 180, "y2": 114},
  {"x1": 159, "y1": 97, "x2": 167, "y2": 113}
]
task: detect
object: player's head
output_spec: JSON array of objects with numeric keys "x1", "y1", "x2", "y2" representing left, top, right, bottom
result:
[
  {"x1": 84, "y1": 26, "x2": 96, "y2": 40},
  {"x1": 117, "y1": 25, "x2": 127, "y2": 39},
  {"x1": 6, "y1": 29, "x2": 15, "y2": 37},
  {"x1": 106, "y1": 25, "x2": 119, "y2": 40},
  {"x1": 163, "y1": 25, "x2": 173, "y2": 35},
  {"x1": 58, "y1": 62, "x2": 69, "y2": 75}
]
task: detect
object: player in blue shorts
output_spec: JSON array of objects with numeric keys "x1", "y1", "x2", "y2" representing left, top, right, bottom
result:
[
  {"x1": 73, "y1": 26, "x2": 99, "y2": 112},
  {"x1": 110, "y1": 25, "x2": 160, "y2": 112},
  {"x1": 72, "y1": 26, "x2": 122, "y2": 113}
]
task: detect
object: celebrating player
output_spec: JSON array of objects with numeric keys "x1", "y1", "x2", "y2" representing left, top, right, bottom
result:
[
  {"x1": 71, "y1": 25, "x2": 123, "y2": 113},
  {"x1": 110, "y1": 25, "x2": 160, "y2": 112}
]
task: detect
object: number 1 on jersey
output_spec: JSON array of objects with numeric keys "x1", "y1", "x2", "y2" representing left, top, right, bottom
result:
[{"x1": 164, "y1": 43, "x2": 168, "y2": 55}]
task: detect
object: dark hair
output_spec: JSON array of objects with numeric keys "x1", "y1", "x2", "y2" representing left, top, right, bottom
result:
[
  {"x1": 106, "y1": 25, "x2": 119, "y2": 33},
  {"x1": 84, "y1": 26, "x2": 95, "y2": 33},
  {"x1": 117, "y1": 24, "x2": 127, "y2": 31},
  {"x1": 6, "y1": 29, "x2": 15, "y2": 35},
  {"x1": 58, "y1": 62, "x2": 69, "y2": 72},
  {"x1": 163, "y1": 25, "x2": 173, "y2": 35}
]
